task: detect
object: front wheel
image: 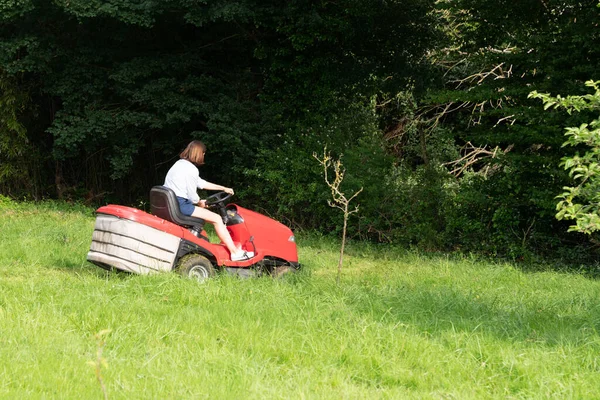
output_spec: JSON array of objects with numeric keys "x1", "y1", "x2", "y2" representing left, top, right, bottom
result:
[
  {"x1": 177, "y1": 254, "x2": 215, "y2": 283},
  {"x1": 271, "y1": 265, "x2": 297, "y2": 279},
  {"x1": 255, "y1": 258, "x2": 298, "y2": 279}
]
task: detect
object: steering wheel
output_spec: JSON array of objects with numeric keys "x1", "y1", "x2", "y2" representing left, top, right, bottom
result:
[
  {"x1": 205, "y1": 191, "x2": 233, "y2": 224},
  {"x1": 205, "y1": 191, "x2": 232, "y2": 208}
]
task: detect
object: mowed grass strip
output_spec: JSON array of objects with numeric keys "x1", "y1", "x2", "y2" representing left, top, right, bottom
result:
[{"x1": 1, "y1": 198, "x2": 599, "y2": 399}]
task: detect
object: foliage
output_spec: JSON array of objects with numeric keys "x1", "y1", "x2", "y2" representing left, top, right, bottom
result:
[
  {"x1": 530, "y1": 80, "x2": 600, "y2": 234},
  {"x1": 242, "y1": 100, "x2": 389, "y2": 232},
  {"x1": 0, "y1": 0, "x2": 437, "y2": 203},
  {"x1": 407, "y1": 0, "x2": 600, "y2": 259},
  {"x1": 0, "y1": 193, "x2": 15, "y2": 207},
  {"x1": 2, "y1": 0, "x2": 600, "y2": 262},
  {"x1": 0, "y1": 73, "x2": 32, "y2": 194}
]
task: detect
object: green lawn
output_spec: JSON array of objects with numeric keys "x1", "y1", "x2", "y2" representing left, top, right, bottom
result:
[{"x1": 1, "y1": 198, "x2": 599, "y2": 399}]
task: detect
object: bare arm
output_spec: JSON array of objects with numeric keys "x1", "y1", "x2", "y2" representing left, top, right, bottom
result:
[{"x1": 202, "y1": 181, "x2": 234, "y2": 194}]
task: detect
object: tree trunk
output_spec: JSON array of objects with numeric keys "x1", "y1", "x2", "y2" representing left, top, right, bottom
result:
[
  {"x1": 338, "y1": 205, "x2": 348, "y2": 285},
  {"x1": 55, "y1": 161, "x2": 64, "y2": 199}
]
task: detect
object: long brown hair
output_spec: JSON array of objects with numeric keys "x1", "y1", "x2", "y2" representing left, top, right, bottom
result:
[{"x1": 180, "y1": 140, "x2": 206, "y2": 166}]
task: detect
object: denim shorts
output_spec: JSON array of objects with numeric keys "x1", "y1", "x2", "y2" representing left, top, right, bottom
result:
[{"x1": 176, "y1": 197, "x2": 196, "y2": 216}]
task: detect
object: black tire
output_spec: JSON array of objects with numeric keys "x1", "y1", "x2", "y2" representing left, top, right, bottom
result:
[
  {"x1": 177, "y1": 254, "x2": 215, "y2": 283},
  {"x1": 271, "y1": 265, "x2": 297, "y2": 279}
]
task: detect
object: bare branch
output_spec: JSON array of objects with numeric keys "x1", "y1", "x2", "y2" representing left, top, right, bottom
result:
[
  {"x1": 442, "y1": 141, "x2": 513, "y2": 177},
  {"x1": 449, "y1": 63, "x2": 513, "y2": 89}
]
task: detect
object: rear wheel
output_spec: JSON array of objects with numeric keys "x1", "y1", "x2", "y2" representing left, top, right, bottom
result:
[{"x1": 177, "y1": 254, "x2": 215, "y2": 283}]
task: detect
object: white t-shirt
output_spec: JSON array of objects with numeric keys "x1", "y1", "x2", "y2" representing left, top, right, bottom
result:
[{"x1": 164, "y1": 159, "x2": 207, "y2": 204}]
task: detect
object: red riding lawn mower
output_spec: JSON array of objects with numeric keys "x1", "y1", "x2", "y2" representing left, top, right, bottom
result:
[{"x1": 87, "y1": 186, "x2": 300, "y2": 282}]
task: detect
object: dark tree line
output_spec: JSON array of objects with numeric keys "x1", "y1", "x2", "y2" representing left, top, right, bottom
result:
[{"x1": 0, "y1": 0, "x2": 598, "y2": 263}]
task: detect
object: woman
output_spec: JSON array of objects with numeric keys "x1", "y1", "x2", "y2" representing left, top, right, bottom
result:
[{"x1": 164, "y1": 140, "x2": 253, "y2": 261}]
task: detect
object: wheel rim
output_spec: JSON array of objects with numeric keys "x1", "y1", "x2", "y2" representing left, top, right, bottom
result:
[{"x1": 188, "y1": 265, "x2": 210, "y2": 282}]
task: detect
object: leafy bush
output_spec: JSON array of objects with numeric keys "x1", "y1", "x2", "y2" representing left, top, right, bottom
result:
[{"x1": 530, "y1": 80, "x2": 600, "y2": 235}]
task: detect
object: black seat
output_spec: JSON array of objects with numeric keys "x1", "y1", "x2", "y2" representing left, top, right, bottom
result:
[{"x1": 150, "y1": 186, "x2": 205, "y2": 231}]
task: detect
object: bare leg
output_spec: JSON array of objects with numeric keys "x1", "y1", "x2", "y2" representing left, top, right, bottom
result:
[{"x1": 191, "y1": 206, "x2": 241, "y2": 254}]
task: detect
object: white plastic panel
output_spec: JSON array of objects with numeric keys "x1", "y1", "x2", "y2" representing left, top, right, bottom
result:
[{"x1": 87, "y1": 214, "x2": 180, "y2": 274}]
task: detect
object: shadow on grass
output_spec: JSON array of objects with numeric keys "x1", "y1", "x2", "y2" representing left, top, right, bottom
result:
[
  {"x1": 47, "y1": 259, "x2": 133, "y2": 281},
  {"x1": 47, "y1": 257, "x2": 311, "y2": 285},
  {"x1": 340, "y1": 279, "x2": 600, "y2": 348},
  {"x1": 329, "y1": 232, "x2": 600, "y2": 279}
]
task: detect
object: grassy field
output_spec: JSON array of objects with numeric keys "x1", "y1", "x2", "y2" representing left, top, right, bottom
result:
[{"x1": 1, "y1": 197, "x2": 599, "y2": 399}]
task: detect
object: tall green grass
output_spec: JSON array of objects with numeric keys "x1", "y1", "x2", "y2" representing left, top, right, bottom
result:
[{"x1": 1, "y1": 197, "x2": 599, "y2": 399}]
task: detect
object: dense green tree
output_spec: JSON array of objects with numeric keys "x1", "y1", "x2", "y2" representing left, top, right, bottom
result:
[
  {"x1": 0, "y1": 0, "x2": 437, "y2": 205},
  {"x1": 0, "y1": 72, "x2": 42, "y2": 197},
  {"x1": 405, "y1": 0, "x2": 600, "y2": 259},
  {"x1": 2, "y1": 0, "x2": 599, "y2": 262},
  {"x1": 531, "y1": 80, "x2": 600, "y2": 235}
]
